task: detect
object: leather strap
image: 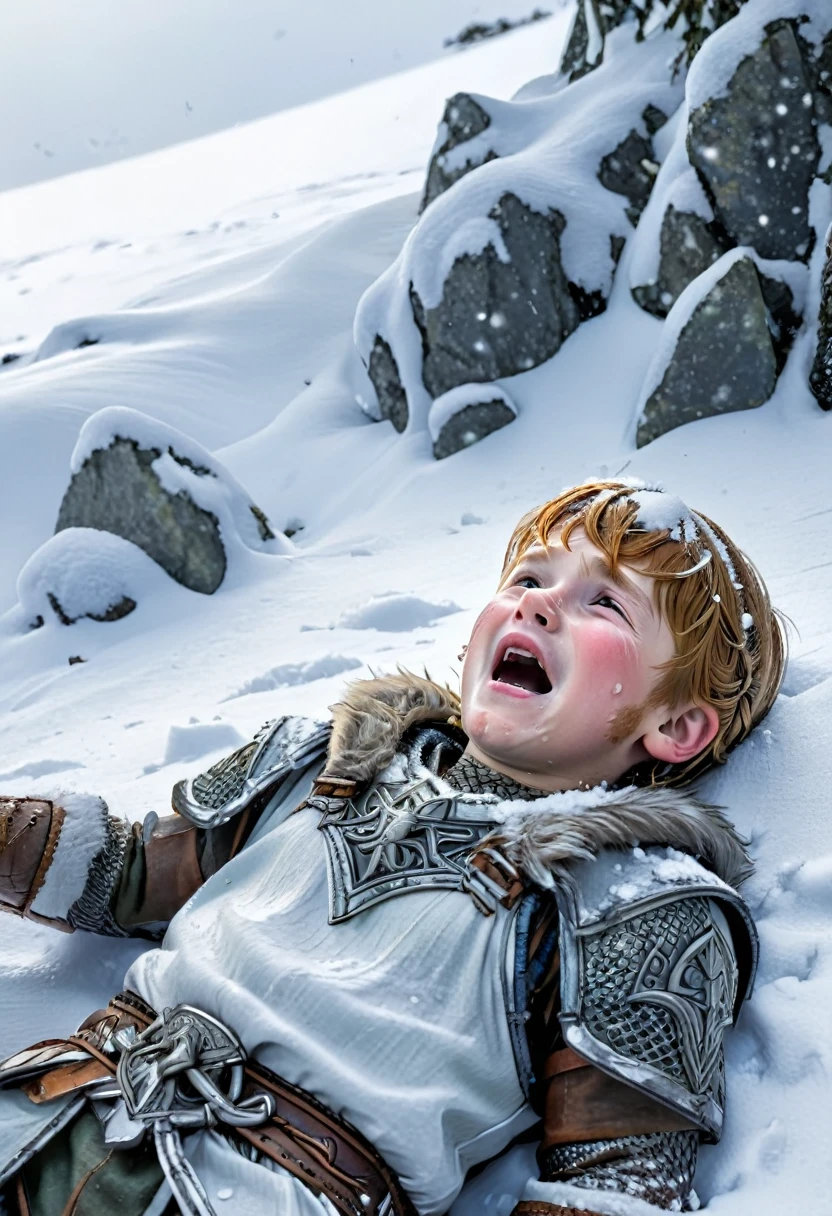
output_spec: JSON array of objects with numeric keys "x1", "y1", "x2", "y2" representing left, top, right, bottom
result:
[
  {"x1": 10, "y1": 993, "x2": 415, "y2": 1216},
  {"x1": 540, "y1": 1052, "x2": 696, "y2": 1147}
]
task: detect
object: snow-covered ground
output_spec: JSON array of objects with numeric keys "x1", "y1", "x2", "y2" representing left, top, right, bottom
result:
[
  {"x1": 1, "y1": 5, "x2": 832, "y2": 1212},
  {"x1": 0, "y1": 0, "x2": 563, "y2": 193}
]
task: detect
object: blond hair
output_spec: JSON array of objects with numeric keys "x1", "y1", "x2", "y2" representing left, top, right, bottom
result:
[{"x1": 501, "y1": 481, "x2": 787, "y2": 788}]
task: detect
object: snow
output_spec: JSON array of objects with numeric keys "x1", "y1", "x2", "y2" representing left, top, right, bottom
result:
[
  {"x1": 1, "y1": 3, "x2": 832, "y2": 1213},
  {"x1": 326, "y1": 592, "x2": 463, "y2": 633},
  {"x1": 0, "y1": 0, "x2": 572, "y2": 193},
  {"x1": 685, "y1": 0, "x2": 832, "y2": 113},
  {"x1": 428, "y1": 383, "x2": 517, "y2": 441}
]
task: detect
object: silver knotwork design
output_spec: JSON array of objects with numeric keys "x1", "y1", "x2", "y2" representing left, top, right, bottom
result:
[
  {"x1": 173, "y1": 717, "x2": 331, "y2": 830},
  {"x1": 317, "y1": 777, "x2": 508, "y2": 923},
  {"x1": 104, "y1": 1006, "x2": 275, "y2": 1216},
  {"x1": 628, "y1": 917, "x2": 735, "y2": 1099}
]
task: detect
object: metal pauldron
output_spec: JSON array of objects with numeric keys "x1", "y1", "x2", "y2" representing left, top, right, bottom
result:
[
  {"x1": 556, "y1": 883, "x2": 748, "y2": 1140},
  {"x1": 172, "y1": 717, "x2": 331, "y2": 830}
]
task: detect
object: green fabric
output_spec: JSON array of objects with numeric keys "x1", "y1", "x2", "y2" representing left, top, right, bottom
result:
[{"x1": 20, "y1": 1108, "x2": 167, "y2": 1216}]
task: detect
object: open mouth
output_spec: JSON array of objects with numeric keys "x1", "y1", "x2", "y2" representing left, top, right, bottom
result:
[{"x1": 492, "y1": 644, "x2": 553, "y2": 695}]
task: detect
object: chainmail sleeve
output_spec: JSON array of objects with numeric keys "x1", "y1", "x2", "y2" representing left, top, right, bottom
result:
[{"x1": 538, "y1": 1131, "x2": 699, "y2": 1210}]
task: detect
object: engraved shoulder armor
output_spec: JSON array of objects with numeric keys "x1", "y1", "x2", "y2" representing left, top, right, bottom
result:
[
  {"x1": 555, "y1": 847, "x2": 758, "y2": 1141},
  {"x1": 171, "y1": 716, "x2": 331, "y2": 830}
]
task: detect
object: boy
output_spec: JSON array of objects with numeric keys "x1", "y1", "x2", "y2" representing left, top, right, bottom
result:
[{"x1": 0, "y1": 479, "x2": 785, "y2": 1216}]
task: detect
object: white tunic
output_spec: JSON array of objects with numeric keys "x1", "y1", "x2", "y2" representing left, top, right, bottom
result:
[{"x1": 125, "y1": 763, "x2": 537, "y2": 1215}]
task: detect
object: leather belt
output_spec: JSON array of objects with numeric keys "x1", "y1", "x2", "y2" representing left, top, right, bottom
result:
[{"x1": 0, "y1": 992, "x2": 414, "y2": 1216}]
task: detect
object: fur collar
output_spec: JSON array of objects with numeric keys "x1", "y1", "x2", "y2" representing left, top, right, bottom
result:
[{"x1": 326, "y1": 672, "x2": 752, "y2": 889}]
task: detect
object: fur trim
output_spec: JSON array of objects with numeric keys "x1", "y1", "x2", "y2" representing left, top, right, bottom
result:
[
  {"x1": 492, "y1": 784, "x2": 753, "y2": 889},
  {"x1": 326, "y1": 669, "x2": 460, "y2": 784},
  {"x1": 325, "y1": 671, "x2": 751, "y2": 888},
  {"x1": 29, "y1": 791, "x2": 110, "y2": 921}
]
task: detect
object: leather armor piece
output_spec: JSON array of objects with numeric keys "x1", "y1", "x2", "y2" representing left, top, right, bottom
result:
[
  {"x1": 540, "y1": 1049, "x2": 695, "y2": 1146},
  {"x1": 0, "y1": 798, "x2": 63, "y2": 920},
  {"x1": 113, "y1": 815, "x2": 204, "y2": 932}
]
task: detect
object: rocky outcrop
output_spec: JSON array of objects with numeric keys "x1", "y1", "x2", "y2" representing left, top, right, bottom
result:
[
  {"x1": 687, "y1": 21, "x2": 820, "y2": 263},
  {"x1": 637, "y1": 255, "x2": 778, "y2": 447},
  {"x1": 420, "y1": 94, "x2": 495, "y2": 213},
  {"x1": 428, "y1": 384, "x2": 517, "y2": 459},
  {"x1": 367, "y1": 337, "x2": 409, "y2": 432},
  {"x1": 632, "y1": 205, "x2": 726, "y2": 318},
  {"x1": 412, "y1": 193, "x2": 580, "y2": 399}
]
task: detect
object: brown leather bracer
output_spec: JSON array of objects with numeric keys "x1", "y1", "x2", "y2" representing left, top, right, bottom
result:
[{"x1": 0, "y1": 798, "x2": 64, "y2": 922}]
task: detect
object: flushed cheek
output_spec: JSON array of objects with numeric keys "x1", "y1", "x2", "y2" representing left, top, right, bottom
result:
[{"x1": 573, "y1": 624, "x2": 642, "y2": 686}]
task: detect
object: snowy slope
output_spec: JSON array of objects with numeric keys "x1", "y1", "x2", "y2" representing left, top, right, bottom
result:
[
  {"x1": 0, "y1": 0, "x2": 565, "y2": 192},
  {"x1": 1, "y1": 6, "x2": 832, "y2": 1213}
]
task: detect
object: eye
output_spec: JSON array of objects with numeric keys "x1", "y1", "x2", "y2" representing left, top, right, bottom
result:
[
  {"x1": 514, "y1": 575, "x2": 540, "y2": 590},
  {"x1": 594, "y1": 594, "x2": 629, "y2": 622}
]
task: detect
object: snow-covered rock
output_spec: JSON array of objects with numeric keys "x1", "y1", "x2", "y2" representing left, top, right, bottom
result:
[
  {"x1": 15, "y1": 529, "x2": 168, "y2": 629},
  {"x1": 428, "y1": 382, "x2": 517, "y2": 459},
  {"x1": 635, "y1": 251, "x2": 778, "y2": 447},
  {"x1": 421, "y1": 93, "x2": 496, "y2": 213},
  {"x1": 355, "y1": 23, "x2": 683, "y2": 433},
  {"x1": 56, "y1": 407, "x2": 288, "y2": 595},
  {"x1": 688, "y1": 20, "x2": 820, "y2": 263}
]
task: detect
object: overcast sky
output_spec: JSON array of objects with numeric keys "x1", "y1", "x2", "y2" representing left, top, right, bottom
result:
[{"x1": 0, "y1": 0, "x2": 559, "y2": 194}]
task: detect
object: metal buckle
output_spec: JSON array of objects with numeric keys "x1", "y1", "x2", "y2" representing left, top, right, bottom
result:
[
  {"x1": 462, "y1": 847, "x2": 521, "y2": 915},
  {"x1": 105, "y1": 1005, "x2": 275, "y2": 1216}
]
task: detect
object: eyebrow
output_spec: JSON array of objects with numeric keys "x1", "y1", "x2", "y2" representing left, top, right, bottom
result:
[
  {"x1": 578, "y1": 554, "x2": 655, "y2": 621},
  {"x1": 512, "y1": 547, "x2": 655, "y2": 622}
]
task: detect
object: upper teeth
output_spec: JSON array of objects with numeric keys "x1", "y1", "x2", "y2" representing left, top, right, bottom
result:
[{"x1": 505, "y1": 647, "x2": 538, "y2": 663}]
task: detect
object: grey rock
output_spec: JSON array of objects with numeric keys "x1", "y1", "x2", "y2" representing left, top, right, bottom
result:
[
  {"x1": 637, "y1": 256, "x2": 778, "y2": 447},
  {"x1": 367, "y1": 336, "x2": 409, "y2": 432},
  {"x1": 687, "y1": 21, "x2": 820, "y2": 262},
  {"x1": 598, "y1": 129, "x2": 658, "y2": 225},
  {"x1": 56, "y1": 438, "x2": 229, "y2": 594},
  {"x1": 412, "y1": 193, "x2": 581, "y2": 398},
  {"x1": 809, "y1": 229, "x2": 832, "y2": 410},
  {"x1": 642, "y1": 104, "x2": 668, "y2": 137},
  {"x1": 420, "y1": 94, "x2": 496, "y2": 213},
  {"x1": 47, "y1": 591, "x2": 136, "y2": 626},
  {"x1": 559, "y1": 0, "x2": 630, "y2": 82},
  {"x1": 758, "y1": 271, "x2": 801, "y2": 372},
  {"x1": 433, "y1": 398, "x2": 516, "y2": 460},
  {"x1": 632, "y1": 206, "x2": 727, "y2": 318}
]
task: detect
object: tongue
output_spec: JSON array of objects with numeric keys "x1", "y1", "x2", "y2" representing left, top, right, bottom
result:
[{"x1": 494, "y1": 654, "x2": 552, "y2": 694}]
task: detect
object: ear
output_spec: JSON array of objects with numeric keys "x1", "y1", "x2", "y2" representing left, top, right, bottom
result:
[{"x1": 640, "y1": 703, "x2": 720, "y2": 767}]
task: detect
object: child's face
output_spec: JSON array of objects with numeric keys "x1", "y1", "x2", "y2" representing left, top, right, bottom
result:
[{"x1": 460, "y1": 528, "x2": 678, "y2": 789}]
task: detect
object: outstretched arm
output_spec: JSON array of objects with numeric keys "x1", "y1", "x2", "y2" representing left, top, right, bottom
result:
[
  {"x1": 0, "y1": 715, "x2": 330, "y2": 937},
  {"x1": 0, "y1": 794, "x2": 202, "y2": 936}
]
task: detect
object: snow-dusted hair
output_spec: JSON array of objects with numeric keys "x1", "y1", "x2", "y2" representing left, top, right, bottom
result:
[{"x1": 501, "y1": 479, "x2": 787, "y2": 788}]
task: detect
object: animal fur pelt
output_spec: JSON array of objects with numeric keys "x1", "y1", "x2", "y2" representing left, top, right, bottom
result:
[
  {"x1": 327, "y1": 669, "x2": 460, "y2": 785},
  {"x1": 492, "y1": 786, "x2": 753, "y2": 890},
  {"x1": 326, "y1": 671, "x2": 753, "y2": 889}
]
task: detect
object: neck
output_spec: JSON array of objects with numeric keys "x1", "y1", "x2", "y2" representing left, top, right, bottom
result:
[{"x1": 462, "y1": 739, "x2": 623, "y2": 794}]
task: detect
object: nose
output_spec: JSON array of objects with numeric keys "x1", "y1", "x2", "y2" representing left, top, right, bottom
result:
[{"x1": 514, "y1": 588, "x2": 559, "y2": 631}]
